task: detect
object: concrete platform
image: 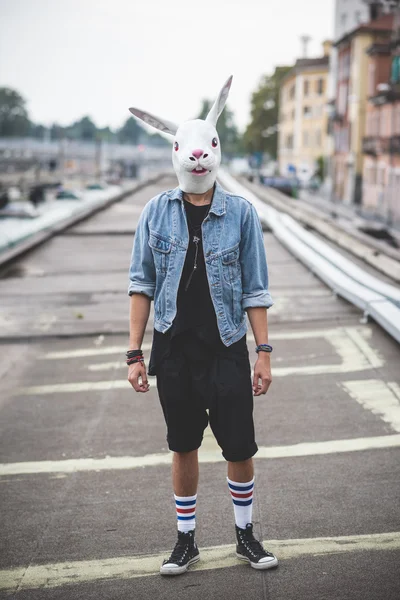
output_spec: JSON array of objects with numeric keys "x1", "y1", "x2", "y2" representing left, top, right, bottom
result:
[{"x1": 0, "y1": 176, "x2": 399, "y2": 599}]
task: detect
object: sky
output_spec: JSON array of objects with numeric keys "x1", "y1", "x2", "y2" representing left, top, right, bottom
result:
[{"x1": 0, "y1": 0, "x2": 334, "y2": 133}]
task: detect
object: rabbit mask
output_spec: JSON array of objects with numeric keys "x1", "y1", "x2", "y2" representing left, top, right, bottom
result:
[{"x1": 129, "y1": 76, "x2": 232, "y2": 194}]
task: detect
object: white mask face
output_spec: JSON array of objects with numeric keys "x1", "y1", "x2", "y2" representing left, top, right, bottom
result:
[
  {"x1": 172, "y1": 120, "x2": 221, "y2": 193},
  {"x1": 129, "y1": 76, "x2": 232, "y2": 194}
]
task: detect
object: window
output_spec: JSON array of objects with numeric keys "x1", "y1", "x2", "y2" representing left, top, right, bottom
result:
[
  {"x1": 354, "y1": 10, "x2": 362, "y2": 25},
  {"x1": 368, "y1": 63, "x2": 376, "y2": 97},
  {"x1": 304, "y1": 80, "x2": 309, "y2": 96},
  {"x1": 303, "y1": 106, "x2": 311, "y2": 117},
  {"x1": 338, "y1": 83, "x2": 348, "y2": 115},
  {"x1": 370, "y1": 165, "x2": 377, "y2": 186},
  {"x1": 286, "y1": 134, "x2": 293, "y2": 150},
  {"x1": 290, "y1": 85, "x2": 295, "y2": 100},
  {"x1": 315, "y1": 129, "x2": 322, "y2": 147},
  {"x1": 391, "y1": 56, "x2": 400, "y2": 85},
  {"x1": 378, "y1": 167, "x2": 385, "y2": 186},
  {"x1": 316, "y1": 78, "x2": 324, "y2": 95},
  {"x1": 341, "y1": 13, "x2": 347, "y2": 28},
  {"x1": 303, "y1": 132, "x2": 309, "y2": 147},
  {"x1": 396, "y1": 105, "x2": 400, "y2": 136}
]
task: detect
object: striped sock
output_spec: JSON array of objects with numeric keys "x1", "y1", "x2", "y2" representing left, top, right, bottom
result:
[
  {"x1": 174, "y1": 493, "x2": 197, "y2": 533},
  {"x1": 227, "y1": 477, "x2": 254, "y2": 529}
]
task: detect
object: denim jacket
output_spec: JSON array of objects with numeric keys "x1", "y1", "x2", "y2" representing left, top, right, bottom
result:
[{"x1": 128, "y1": 182, "x2": 273, "y2": 346}]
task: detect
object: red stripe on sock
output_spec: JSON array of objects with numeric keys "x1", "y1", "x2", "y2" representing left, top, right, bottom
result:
[
  {"x1": 176, "y1": 507, "x2": 196, "y2": 514},
  {"x1": 230, "y1": 490, "x2": 253, "y2": 499}
]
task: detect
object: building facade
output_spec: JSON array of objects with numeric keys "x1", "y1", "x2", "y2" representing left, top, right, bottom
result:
[
  {"x1": 278, "y1": 43, "x2": 331, "y2": 182},
  {"x1": 332, "y1": 13, "x2": 395, "y2": 204},
  {"x1": 362, "y1": 10, "x2": 400, "y2": 225}
]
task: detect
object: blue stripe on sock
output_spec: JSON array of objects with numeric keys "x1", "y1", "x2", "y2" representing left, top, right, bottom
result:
[
  {"x1": 177, "y1": 515, "x2": 195, "y2": 520},
  {"x1": 232, "y1": 498, "x2": 253, "y2": 507},
  {"x1": 228, "y1": 482, "x2": 254, "y2": 492},
  {"x1": 175, "y1": 500, "x2": 196, "y2": 507}
]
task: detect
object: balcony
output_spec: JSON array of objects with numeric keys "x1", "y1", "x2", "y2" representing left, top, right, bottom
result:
[{"x1": 362, "y1": 136, "x2": 400, "y2": 155}]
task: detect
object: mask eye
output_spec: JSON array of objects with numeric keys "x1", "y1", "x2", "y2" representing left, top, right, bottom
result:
[
  {"x1": 212, "y1": 137, "x2": 218, "y2": 148},
  {"x1": 174, "y1": 141, "x2": 179, "y2": 151}
]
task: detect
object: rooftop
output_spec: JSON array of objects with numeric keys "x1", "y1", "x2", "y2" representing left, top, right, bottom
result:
[
  {"x1": 281, "y1": 55, "x2": 330, "y2": 85},
  {"x1": 335, "y1": 13, "x2": 394, "y2": 47}
]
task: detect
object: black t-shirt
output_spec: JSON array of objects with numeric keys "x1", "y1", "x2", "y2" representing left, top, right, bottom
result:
[
  {"x1": 148, "y1": 198, "x2": 221, "y2": 375},
  {"x1": 172, "y1": 199, "x2": 219, "y2": 338}
]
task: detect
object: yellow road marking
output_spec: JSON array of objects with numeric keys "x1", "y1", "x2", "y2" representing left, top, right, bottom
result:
[
  {"x1": 1, "y1": 434, "x2": 400, "y2": 477},
  {"x1": 1, "y1": 532, "x2": 399, "y2": 592}
]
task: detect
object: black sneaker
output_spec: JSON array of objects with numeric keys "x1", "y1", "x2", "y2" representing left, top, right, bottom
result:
[
  {"x1": 160, "y1": 530, "x2": 200, "y2": 575},
  {"x1": 235, "y1": 523, "x2": 278, "y2": 570}
]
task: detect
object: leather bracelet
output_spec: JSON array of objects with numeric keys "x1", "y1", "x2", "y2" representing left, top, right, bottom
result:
[
  {"x1": 126, "y1": 349, "x2": 143, "y2": 359},
  {"x1": 256, "y1": 344, "x2": 273, "y2": 354},
  {"x1": 126, "y1": 356, "x2": 144, "y2": 366}
]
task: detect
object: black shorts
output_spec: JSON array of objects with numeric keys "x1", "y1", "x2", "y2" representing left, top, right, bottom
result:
[{"x1": 155, "y1": 330, "x2": 258, "y2": 462}]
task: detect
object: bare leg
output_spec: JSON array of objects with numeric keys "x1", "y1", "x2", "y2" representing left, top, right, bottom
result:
[
  {"x1": 227, "y1": 458, "x2": 254, "y2": 483},
  {"x1": 173, "y1": 450, "x2": 199, "y2": 496}
]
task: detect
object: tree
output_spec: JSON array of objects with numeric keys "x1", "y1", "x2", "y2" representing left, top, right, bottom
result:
[
  {"x1": 0, "y1": 87, "x2": 31, "y2": 137},
  {"x1": 66, "y1": 116, "x2": 97, "y2": 141},
  {"x1": 50, "y1": 123, "x2": 66, "y2": 141},
  {"x1": 30, "y1": 123, "x2": 47, "y2": 139},
  {"x1": 243, "y1": 66, "x2": 291, "y2": 158},
  {"x1": 97, "y1": 126, "x2": 116, "y2": 143},
  {"x1": 197, "y1": 100, "x2": 241, "y2": 156},
  {"x1": 117, "y1": 117, "x2": 142, "y2": 144}
]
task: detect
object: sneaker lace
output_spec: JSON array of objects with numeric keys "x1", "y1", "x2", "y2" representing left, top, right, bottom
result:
[
  {"x1": 245, "y1": 536, "x2": 272, "y2": 557},
  {"x1": 168, "y1": 537, "x2": 189, "y2": 562},
  {"x1": 241, "y1": 527, "x2": 274, "y2": 557}
]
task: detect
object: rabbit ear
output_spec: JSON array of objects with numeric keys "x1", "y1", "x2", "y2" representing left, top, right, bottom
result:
[
  {"x1": 128, "y1": 108, "x2": 179, "y2": 136},
  {"x1": 206, "y1": 75, "x2": 233, "y2": 127}
]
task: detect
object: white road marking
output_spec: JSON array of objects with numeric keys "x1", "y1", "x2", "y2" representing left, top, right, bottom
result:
[
  {"x1": 1, "y1": 531, "x2": 399, "y2": 592},
  {"x1": 33, "y1": 314, "x2": 57, "y2": 332},
  {"x1": 341, "y1": 380, "x2": 400, "y2": 433},
  {"x1": 1, "y1": 434, "x2": 400, "y2": 477},
  {"x1": 42, "y1": 343, "x2": 153, "y2": 360},
  {"x1": 86, "y1": 329, "x2": 379, "y2": 377},
  {"x1": 38, "y1": 326, "x2": 384, "y2": 381},
  {"x1": 343, "y1": 327, "x2": 383, "y2": 369},
  {"x1": 41, "y1": 326, "x2": 375, "y2": 360},
  {"x1": 88, "y1": 361, "x2": 127, "y2": 371},
  {"x1": 20, "y1": 327, "x2": 383, "y2": 394}
]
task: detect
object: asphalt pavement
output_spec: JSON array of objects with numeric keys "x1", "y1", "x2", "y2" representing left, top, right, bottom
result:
[{"x1": 0, "y1": 176, "x2": 399, "y2": 599}]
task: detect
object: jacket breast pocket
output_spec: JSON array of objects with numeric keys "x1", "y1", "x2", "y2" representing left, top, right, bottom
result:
[
  {"x1": 221, "y1": 246, "x2": 240, "y2": 283},
  {"x1": 149, "y1": 233, "x2": 172, "y2": 275}
]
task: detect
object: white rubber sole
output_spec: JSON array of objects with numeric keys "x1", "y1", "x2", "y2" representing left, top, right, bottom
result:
[
  {"x1": 160, "y1": 554, "x2": 200, "y2": 576},
  {"x1": 236, "y1": 553, "x2": 279, "y2": 570}
]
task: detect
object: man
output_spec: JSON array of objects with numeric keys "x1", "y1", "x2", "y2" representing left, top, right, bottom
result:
[{"x1": 127, "y1": 76, "x2": 278, "y2": 575}]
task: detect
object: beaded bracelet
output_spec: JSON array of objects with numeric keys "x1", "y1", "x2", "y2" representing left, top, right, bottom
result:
[{"x1": 256, "y1": 344, "x2": 273, "y2": 354}]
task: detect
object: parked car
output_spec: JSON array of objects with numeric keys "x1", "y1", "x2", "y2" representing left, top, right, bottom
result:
[{"x1": 259, "y1": 176, "x2": 299, "y2": 198}]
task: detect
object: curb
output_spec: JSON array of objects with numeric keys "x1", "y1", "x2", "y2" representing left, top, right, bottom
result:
[
  {"x1": 0, "y1": 173, "x2": 169, "y2": 270},
  {"x1": 240, "y1": 177, "x2": 400, "y2": 283}
]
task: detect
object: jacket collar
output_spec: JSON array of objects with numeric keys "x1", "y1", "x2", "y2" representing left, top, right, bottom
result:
[{"x1": 167, "y1": 182, "x2": 226, "y2": 216}]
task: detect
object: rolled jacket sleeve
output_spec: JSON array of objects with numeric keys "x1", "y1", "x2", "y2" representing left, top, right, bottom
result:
[
  {"x1": 128, "y1": 203, "x2": 156, "y2": 299},
  {"x1": 240, "y1": 203, "x2": 273, "y2": 310}
]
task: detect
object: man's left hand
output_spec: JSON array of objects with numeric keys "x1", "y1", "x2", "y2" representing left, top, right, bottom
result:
[{"x1": 252, "y1": 354, "x2": 272, "y2": 396}]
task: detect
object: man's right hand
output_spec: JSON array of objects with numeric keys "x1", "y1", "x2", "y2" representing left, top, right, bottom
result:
[{"x1": 128, "y1": 362, "x2": 150, "y2": 393}]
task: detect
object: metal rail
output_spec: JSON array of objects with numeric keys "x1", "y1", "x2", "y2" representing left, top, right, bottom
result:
[{"x1": 219, "y1": 170, "x2": 400, "y2": 345}]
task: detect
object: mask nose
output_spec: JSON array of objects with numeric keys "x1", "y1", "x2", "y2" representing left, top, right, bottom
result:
[{"x1": 191, "y1": 149, "x2": 204, "y2": 159}]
